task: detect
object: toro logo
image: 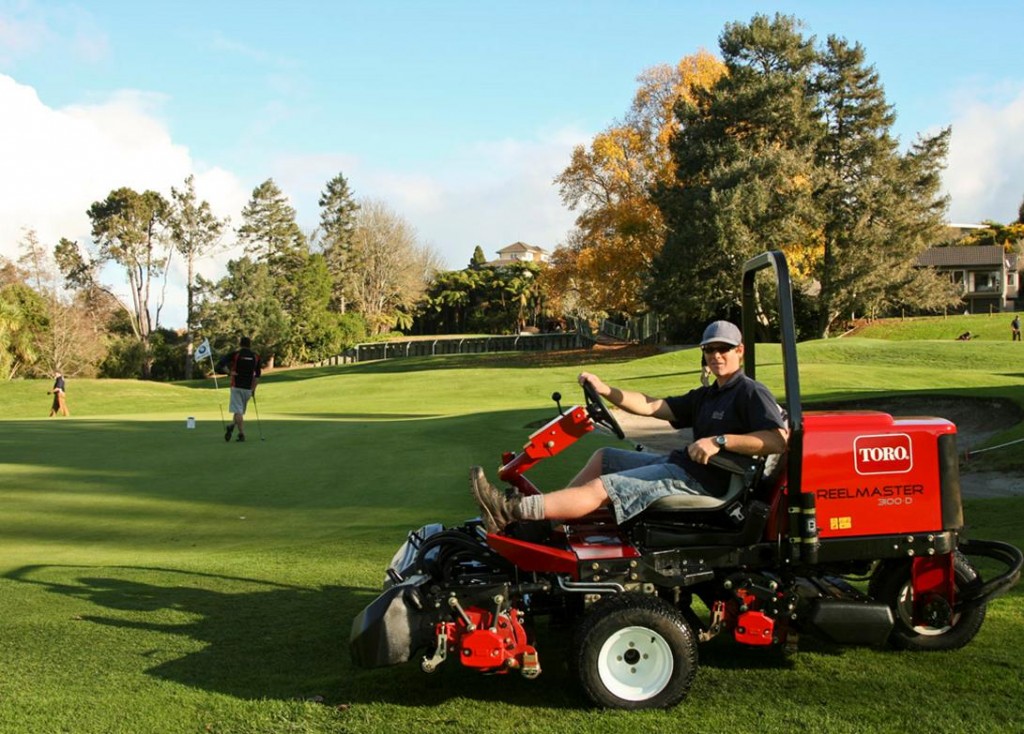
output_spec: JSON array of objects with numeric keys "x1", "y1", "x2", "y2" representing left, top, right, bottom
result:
[{"x1": 853, "y1": 433, "x2": 913, "y2": 475}]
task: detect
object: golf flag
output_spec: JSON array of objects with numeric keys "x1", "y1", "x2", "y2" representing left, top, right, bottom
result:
[{"x1": 194, "y1": 338, "x2": 212, "y2": 362}]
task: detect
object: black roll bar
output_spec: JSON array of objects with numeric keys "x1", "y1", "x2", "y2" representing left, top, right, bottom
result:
[
  {"x1": 741, "y1": 250, "x2": 802, "y2": 433},
  {"x1": 742, "y1": 251, "x2": 811, "y2": 562}
]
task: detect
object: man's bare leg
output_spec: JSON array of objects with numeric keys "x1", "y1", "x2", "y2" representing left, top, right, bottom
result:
[
  {"x1": 539, "y1": 477, "x2": 611, "y2": 520},
  {"x1": 567, "y1": 448, "x2": 605, "y2": 487}
]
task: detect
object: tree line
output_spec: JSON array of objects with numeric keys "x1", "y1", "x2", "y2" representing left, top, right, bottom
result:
[
  {"x1": 0, "y1": 173, "x2": 553, "y2": 380},
  {"x1": 5, "y1": 13, "x2": 1022, "y2": 380},
  {"x1": 0, "y1": 173, "x2": 444, "y2": 379},
  {"x1": 548, "y1": 13, "x2": 1024, "y2": 341}
]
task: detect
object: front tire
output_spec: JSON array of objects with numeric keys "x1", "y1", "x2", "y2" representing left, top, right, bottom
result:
[
  {"x1": 869, "y1": 552, "x2": 987, "y2": 651},
  {"x1": 572, "y1": 593, "x2": 697, "y2": 709}
]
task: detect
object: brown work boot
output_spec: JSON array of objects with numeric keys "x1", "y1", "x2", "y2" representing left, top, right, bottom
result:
[{"x1": 470, "y1": 466, "x2": 522, "y2": 534}]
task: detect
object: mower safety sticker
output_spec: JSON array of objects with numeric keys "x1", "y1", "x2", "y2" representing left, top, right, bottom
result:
[
  {"x1": 853, "y1": 433, "x2": 913, "y2": 475},
  {"x1": 829, "y1": 516, "x2": 853, "y2": 530}
]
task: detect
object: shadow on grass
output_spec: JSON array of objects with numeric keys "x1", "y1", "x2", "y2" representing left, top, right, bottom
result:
[
  {"x1": 2, "y1": 564, "x2": 587, "y2": 708},
  {"x1": 4, "y1": 564, "x2": 350, "y2": 700},
  {"x1": 11, "y1": 559, "x2": 1022, "y2": 712}
]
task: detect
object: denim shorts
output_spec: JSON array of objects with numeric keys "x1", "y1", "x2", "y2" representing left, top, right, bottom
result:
[{"x1": 600, "y1": 447, "x2": 708, "y2": 524}]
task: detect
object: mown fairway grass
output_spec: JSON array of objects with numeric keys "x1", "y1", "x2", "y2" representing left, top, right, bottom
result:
[{"x1": 1, "y1": 330, "x2": 1023, "y2": 733}]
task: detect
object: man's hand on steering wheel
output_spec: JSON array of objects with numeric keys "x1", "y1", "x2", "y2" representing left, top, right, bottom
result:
[
  {"x1": 577, "y1": 372, "x2": 609, "y2": 397},
  {"x1": 579, "y1": 373, "x2": 625, "y2": 440}
]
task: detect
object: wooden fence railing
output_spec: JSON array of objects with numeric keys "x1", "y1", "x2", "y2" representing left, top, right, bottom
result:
[
  {"x1": 316, "y1": 314, "x2": 662, "y2": 366},
  {"x1": 316, "y1": 332, "x2": 583, "y2": 365}
]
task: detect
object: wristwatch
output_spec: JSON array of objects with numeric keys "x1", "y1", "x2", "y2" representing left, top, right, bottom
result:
[{"x1": 714, "y1": 435, "x2": 728, "y2": 448}]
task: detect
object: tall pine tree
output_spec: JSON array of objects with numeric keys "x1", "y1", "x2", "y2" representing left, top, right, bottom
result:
[
  {"x1": 813, "y1": 37, "x2": 953, "y2": 333},
  {"x1": 318, "y1": 172, "x2": 360, "y2": 313},
  {"x1": 235, "y1": 179, "x2": 341, "y2": 364},
  {"x1": 648, "y1": 14, "x2": 957, "y2": 338},
  {"x1": 649, "y1": 14, "x2": 821, "y2": 338},
  {"x1": 237, "y1": 179, "x2": 307, "y2": 276},
  {"x1": 167, "y1": 175, "x2": 228, "y2": 377}
]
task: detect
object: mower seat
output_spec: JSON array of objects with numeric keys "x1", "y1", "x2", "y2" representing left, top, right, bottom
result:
[
  {"x1": 641, "y1": 451, "x2": 779, "y2": 514},
  {"x1": 628, "y1": 452, "x2": 783, "y2": 549},
  {"x1": 644, "y1": 473, "x2": 747, "y2": 512}
]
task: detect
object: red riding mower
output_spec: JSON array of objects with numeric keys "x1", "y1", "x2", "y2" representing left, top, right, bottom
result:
[{"x1": 350, "y1": 251, "x2": 1022, "y2": 709}]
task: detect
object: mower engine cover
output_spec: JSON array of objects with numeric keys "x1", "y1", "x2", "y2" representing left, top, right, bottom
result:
[{"x1": 800, "y1": 411, "x2": 962, "y2": 538}]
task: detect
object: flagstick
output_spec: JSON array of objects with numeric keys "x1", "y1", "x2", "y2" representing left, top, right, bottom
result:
[{"x1": 206, "y1": 351, "x2": 226, "y2": 429}]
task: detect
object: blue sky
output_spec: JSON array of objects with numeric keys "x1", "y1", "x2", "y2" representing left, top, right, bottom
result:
[{"x1": 2, "y1": 0, "x2": 1023, "y2": 326}]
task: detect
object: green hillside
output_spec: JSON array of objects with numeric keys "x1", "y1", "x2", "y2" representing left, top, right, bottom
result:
[{"x1": 848, "y1": 311, "x2": 1021, "y2": 341}]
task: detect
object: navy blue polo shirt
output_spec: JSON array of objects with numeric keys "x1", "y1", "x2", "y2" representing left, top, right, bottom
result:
[{"x1": 663, "y1": 370, "x2": 785, "y2": 496}]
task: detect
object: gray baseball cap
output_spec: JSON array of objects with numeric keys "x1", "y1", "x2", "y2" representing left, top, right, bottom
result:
[{"x1": 700, "y1": 320, "x2": 742, "y2": 347}]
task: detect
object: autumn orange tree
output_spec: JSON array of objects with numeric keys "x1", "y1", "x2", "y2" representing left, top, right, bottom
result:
[
  {"x1": 955, "y1": 220, "x2": 1024, "y2": 251},
  {"x1": 546, "y1": 50, "x2": 726, "y2": 318}
]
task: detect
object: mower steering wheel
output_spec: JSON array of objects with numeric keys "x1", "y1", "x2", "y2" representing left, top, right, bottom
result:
[{"x1": 583, "y1": 380, "x2": 625, "y2": 440}]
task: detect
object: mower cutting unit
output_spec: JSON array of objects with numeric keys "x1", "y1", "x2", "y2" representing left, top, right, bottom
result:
[{"x1": 351, "y1": 251, "x2": 1022, "y2": 709}]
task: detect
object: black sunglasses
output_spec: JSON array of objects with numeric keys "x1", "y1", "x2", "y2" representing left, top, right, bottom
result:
[{"x1": 701, "y1": 344, "x2": 736, "y2": 355}]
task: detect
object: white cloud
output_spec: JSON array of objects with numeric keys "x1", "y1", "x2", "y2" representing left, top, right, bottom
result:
[
  {"x1": 270, "y1": 127, "x2": 586, "y2": 269},
  {"x1": 0, "y1": 11, "x2": 48, "y2": 61},
  {"x1": 0, "y1": 73, "x2": 250, "y2": 327},
  {"x1": 0, "y1": 71, "x2": 585, "y2": 327},
  {"x1": 944, "y1": 86, "x2": 1024, "y2": 223},
  {"x1": 0, "y1": 2, "x2": 108, "y2": 64},
  {"x1": 402, "y1": 134, "x2": 582, "y2": 266}
]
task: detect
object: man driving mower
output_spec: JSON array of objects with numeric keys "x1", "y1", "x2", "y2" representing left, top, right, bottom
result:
[{"x1": 471, "y1": 320, "x2": 789, "y2": 533}]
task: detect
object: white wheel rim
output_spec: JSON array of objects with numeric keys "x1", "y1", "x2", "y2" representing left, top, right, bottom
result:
[
  {"x1": 896, "y1": 583, "x2": 957, "y2": 636},
  {"x1": 596, "y1": 625, "x2": 674, "y2": 702}
]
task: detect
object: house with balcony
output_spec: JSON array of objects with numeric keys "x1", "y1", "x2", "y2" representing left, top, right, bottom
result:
[{"x1": 916, "y1": 244, "x2": 1020, "y2": 313}]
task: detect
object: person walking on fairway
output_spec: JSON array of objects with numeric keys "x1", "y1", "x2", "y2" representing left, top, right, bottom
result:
[
  {"x1": 215, "y1": 336, "x2": 261, "y2": 442},
  {"x1": 1012, "y1": 315, "x2": 1021, "y2": 342},
  {"x1": 48, "y1": 371, "x2": 69, "y2": 417}
]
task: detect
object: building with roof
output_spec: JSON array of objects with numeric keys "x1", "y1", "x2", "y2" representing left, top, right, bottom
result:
[
  {"x1": 943, "y1": 223, "x2": 990, "y2": 239},
  {"x1": 486, "y1": 241, "x2": 550, "y2": 267},
  {"x1": 916, "y1": 244, "x2": 1020, "y2": 313}
]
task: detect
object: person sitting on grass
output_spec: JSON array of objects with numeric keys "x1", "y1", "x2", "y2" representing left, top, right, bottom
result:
[{"x1": 470, "y1": 320, "x2": 789, "y2": 534}]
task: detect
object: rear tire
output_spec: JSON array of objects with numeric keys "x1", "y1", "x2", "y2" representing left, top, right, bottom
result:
[
  {"x1": 572, "y1": 593, "x2": 697, "y2": 709},
  {"x1": 869, "y1": 551, "x2": 987, "y2": 651}
]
